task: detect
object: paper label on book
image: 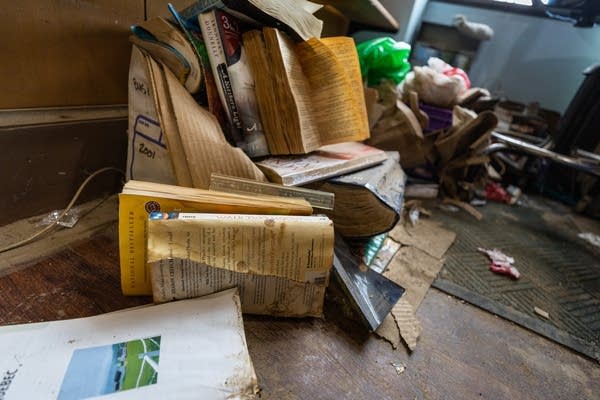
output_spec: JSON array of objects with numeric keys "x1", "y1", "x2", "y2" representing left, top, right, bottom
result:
[
  {"x1": 151, "y1": 259, "x2": 326, "y2": 317},
  {"x1": 146, "y1": 214, "x2": 334, "y2": 283},
  {"x1": 127, "y1": 46, "x2": 177, "y2": 185}
]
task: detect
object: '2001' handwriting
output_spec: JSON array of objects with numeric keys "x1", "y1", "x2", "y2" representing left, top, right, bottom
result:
[{"x1": 138, "y1": 143, "x2": 156, "y2": 159}]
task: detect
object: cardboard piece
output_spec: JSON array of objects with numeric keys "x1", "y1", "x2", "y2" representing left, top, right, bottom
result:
[
  {"x1": 367, "y1": 97, "x2": 428, "y2": 169},
  {"x1": 392, "y1": 297, "x2": 422, "y2": 351},
  {"x1": 375, "y1": 219, "x2": 456, "y2": 350},
  {"x1": 376, "y1": 313, "x2": 402, "y2": 349},
  {"x1": 388, "y1": 219, "x2": 457, "y2": 260},
  {"x1": 383, "y1": 246, "x2": 445, "y2": 309}
]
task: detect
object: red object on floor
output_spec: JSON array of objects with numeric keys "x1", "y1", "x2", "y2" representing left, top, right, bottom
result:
[
  {"x1": 489, "y1": 262, "x2": 521, "y2": 279},
  {"x1": 478, "y1": 247, "x2": 520, "y2": 279},
  {"x1": 485, "y1": 183, "x2": 512, "y2": 204}
]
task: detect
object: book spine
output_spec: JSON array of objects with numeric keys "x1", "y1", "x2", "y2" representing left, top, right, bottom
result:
[
  {"x1": 199, "y1": 10, "x2": 244, "y2": 144},
  {"x1": 214, "y1": 9, "x2": 269, "y2": 158}
]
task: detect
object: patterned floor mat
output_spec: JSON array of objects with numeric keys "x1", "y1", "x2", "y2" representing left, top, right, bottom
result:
[{"x1": 431, "y1": 197, "x2": 600, "y2": 360}]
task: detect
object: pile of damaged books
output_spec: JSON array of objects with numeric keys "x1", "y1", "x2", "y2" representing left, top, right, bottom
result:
[{"x1": 122, "y1": 0, "x2": 411, "y2": 324}]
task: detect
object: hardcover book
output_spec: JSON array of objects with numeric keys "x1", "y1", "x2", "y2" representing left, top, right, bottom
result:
[
  {"x1": 306, "y1": 152, "x2": 406, "y2": 237},
  {"x1": 214, "y1": 9, "x2": 269, "y2": 157}
]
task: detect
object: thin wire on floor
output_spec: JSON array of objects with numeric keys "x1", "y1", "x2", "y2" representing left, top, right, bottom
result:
[{"x1": 0, "y1": 167, "x2": 123, "y2": 254}]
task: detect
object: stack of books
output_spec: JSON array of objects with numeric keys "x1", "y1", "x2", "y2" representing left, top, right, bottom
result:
[{"x1": 121, "y1": 0, "x2": 408, "y2": 320}]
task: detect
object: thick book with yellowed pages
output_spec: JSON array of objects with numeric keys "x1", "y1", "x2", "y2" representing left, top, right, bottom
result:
[
  {"x1": 118, "y1": 180, "x2": 312, "y2": 296},
  {"x1": 306, "y1": 151, "x2": 406, "y2": 237},
  {"x1": 146, "y1": 212, "x2": 334, "y2": 317},
  {"x1": 243, "y1": 28, "x2": 370, "y2": 154}
]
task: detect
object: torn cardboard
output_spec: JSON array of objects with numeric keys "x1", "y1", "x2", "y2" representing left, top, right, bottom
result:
[
  {"x1": 375, "y1": 219, "x2": 456, "y2": 350},
  {"x1": 388, "y1": 219, "x2": 457, "y2": 260}
]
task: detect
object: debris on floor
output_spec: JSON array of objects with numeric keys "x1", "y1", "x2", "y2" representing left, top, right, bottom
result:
[
  {"x1": 578, "y1": 232, "x2": 600, "y2": 248},
  {"x1": 390, "y1": 361, "x2": 406, "y2": 375},
  {"x1": 534, "y1": 306, "x2": 550, "y2": 320},
  {"x1": 374, "y1": 218, "x2": 457, "y2": 350},
  {"x1": 477, "y1": 247, "x2": 520, "y2": 279}
]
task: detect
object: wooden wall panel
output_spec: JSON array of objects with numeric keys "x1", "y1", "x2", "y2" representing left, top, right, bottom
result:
[
  {"x1": 146, "y1": 0, "x2": 196, "y2": 19},
  {"x1": 0, "y1": 119, "x2": 127, "y2": 226},
  {"x1": 0, "y1": 1, "x2": 144, "y2": 109}
]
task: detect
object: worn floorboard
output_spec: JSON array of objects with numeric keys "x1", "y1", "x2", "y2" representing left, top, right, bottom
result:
[{"x1": 0, "y1": 227, "x2": 597, "y2": 399}]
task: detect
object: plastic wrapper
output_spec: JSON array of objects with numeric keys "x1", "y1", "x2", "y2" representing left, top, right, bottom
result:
[
  {"x1": 37, "y1": 209, "x2": 81, "y2": 228},
  {"x1": 356, "y1": 37, "x2": 411, "y2": 86}
]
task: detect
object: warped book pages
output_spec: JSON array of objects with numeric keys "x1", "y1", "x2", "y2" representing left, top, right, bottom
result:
[
  {"x1": 147, "y1": 212, "x2": 334, "y2": 317},
  {"x1": 255, "y1": 141, "x2": 388, "y2": 186},
  {"x1": 0, "y1": 289, "x2": 258, "y2": 400},
  {"x1": 179, "y1": 0, "x2": 323, "y2": 41},
  {"x1": 209, "y1": 173, "x2": 335, "y2": 210},
  {"x1": 130, "y1": 17, "x2": 203, "y2": 94},
  {"x1": 127, "y1": 44, "x2": 268, "y2": 189},
  {"x1": 118, "y1": 179, "x2": 312, "y2": 296},
  {"x1": 306, "y1": 152, "x2": 406, "y2": 237},
  {"x1": 243, "y1": 28, "x2": 370, "y2": 154}
]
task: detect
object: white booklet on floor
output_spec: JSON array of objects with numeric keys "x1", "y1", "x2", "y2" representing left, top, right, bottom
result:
[{"x1": 0, "y1": 288, "x2": 258, "y2": 400}]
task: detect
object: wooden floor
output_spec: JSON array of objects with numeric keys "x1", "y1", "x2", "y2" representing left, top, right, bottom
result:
[{"x1": 0, "y1": 224, "x2": 598, "y2": 400}]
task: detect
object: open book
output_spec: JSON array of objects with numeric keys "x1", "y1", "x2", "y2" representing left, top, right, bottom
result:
[
  {"x1": 0, "y1": 289, "x2": 258, "y2": 399},
  {"x1": 127, "y1": 44, "x2": 268, "y2": 188},
  {"x1": 243, "y1": 28, "x2": 370, "y2": 154}
]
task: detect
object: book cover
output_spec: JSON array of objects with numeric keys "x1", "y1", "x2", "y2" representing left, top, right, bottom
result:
[
  {"x1": 147, "y1": 213, "x2": 334, "y2": 317},
  {"x1": 0, "y1": 288, "x2": 258, "y2": 399},
  {"x1": 118, "y1": 180, "x2": 312, "y2": 296},
  {"x1": 255, "y1": 141, "x2": 388, "y2": 186},
  {"x1": 199, "y1": 9, "x2": 244, "y2": 145},
  {"x1": 214, "y1": 9, "x2": 269, "y2": 157}
]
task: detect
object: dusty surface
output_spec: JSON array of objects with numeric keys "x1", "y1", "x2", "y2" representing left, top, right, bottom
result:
[{"x1": 0, "y1": 230, "x2": 598, "y2": 399}]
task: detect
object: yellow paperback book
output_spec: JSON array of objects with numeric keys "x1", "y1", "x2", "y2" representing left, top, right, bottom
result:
[{"x1": 118, "y1": 180, "x2": 312, "y2": 295}]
